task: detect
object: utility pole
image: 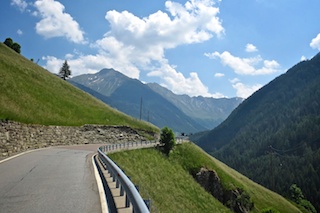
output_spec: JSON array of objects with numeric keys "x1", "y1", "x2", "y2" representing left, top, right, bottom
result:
[
  {"x1": 269, "y1": 145, "x2": 274, "y2": 191},
  {"x1": 139, "y1": 97, "x2": 142, "y2": 120}
]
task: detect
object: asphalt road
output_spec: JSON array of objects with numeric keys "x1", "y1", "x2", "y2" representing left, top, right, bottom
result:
[{"x1": 0, "y1": 145, "x2": 103, "y2": 213}]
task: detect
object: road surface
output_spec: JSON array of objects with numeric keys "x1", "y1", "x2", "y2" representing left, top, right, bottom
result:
[{"x1": 0, "y1": 145, "x2": 103, "y2": 213}]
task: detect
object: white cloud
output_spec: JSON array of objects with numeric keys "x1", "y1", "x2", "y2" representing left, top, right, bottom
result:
[
  {"x1": 147, "y1": 62, "x2": 224, "y2": 98},
  {"x1": 300, "y1": 55, "x2": 307, "y2": 61},
  {"x1": 205, "y1": 51, "x2": 281, "y2": 75},
  {"x1": 231, "y1": 81, "x2": 262, "y2": 99},
  {"x1": 99, "y1": 0, "x2": 224, "y2": 96},
  {"x1": 43, "y1": 0, "x2": 224, "y2": 98},
  {"x1": 214, "y1": 72, "x2": 224, "y2": 77},
  {"x1": 17, "y1": 29, "x2": 23, "y2": 35},
  {"x1": 43, "y1": 53, "x2": 142, "y2": 78},
  {"x1": 103, "y1": 0, "x2": 224, "y2": 49},
  {"x1": 245, "y1": 43, "x2": 258, "y2": 52},
  {"x1": 34, "y1": 0, "x2": 85, "y2": 44},
  {"x1": 310, "y1": 33, "x2": 320, "y2": 50},
  {"x1": 11, "y1": 0, "x2": 28, "y2": 12}
]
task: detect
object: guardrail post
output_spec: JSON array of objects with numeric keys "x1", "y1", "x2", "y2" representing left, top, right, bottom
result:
[
  {"x1": 125, "y1": 194, "x2": 130, "y2": 208},
  {"x1": 112, "y1": 172, "x2": 116, "y2": 182},
  {"x1": 120, "y1": 185, "x2": 124, "y2": 196},
  {"x1": 116, "y1": 177, "x2": 120, "y2": 188}
]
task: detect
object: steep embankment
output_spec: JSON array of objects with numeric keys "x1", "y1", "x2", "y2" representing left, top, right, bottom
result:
[
  {"x1": 0, "y1": 43, "x2": 157, "y2": 133},
  {"x1": 109, "y1": 143, "x2": 301, "y2": 213},
  {"x1": 194, "y1": 52, "x2": 320, "y2": 212}
]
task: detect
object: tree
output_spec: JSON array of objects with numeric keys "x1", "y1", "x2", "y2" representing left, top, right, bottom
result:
[
  {"x1": 159, "y1": 126, "x2": 176, "y2": 155},
  {"x1": 59, "y1": 60, "x2": 71, "y2": 80},
  {"x1": 4, "y1": 38, "x2": 13, "y2": 48},
  {"x1": 11, "y1": 42, "x2": 21, "y2": 54},
  {"x1": 3, "y1": 38, "x2": 21, "y2": 54},
  {"x1": 290, "y1": 184, "x2": 304, "y2": 203}
]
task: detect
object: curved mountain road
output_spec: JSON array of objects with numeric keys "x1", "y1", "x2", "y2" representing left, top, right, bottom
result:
[{"x1": 0, "y1": 145, "x2": 104, "y2": 213}]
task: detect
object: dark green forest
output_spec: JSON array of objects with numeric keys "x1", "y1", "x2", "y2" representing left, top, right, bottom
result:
[{"x1": 193, "y1": 52, "x2": 320, "y2": 212}]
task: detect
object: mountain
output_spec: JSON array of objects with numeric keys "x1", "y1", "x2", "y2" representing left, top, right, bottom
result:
[
  {"x1": 147, "y1": 83, "x2": 243, "y2": 129},
  {"x1": 193, "y1": 52, "x2": 320, "y2": 212},
  {"x1": 69, "y1": 69, "x2": 206, "y2": 133},
  {"x1": 0, "y1": 42, "x2": 157, "y2": 133},
  {"x1": 70, "y1": 69, "x2": 242, "y2": 133}
]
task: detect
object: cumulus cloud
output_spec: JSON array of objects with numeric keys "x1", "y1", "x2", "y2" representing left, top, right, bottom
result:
[
  {"x1": 310, "y1": 33, "x2": 320, "y2": 50},
  {"x1": 205, "y1": 51, "x2": 281, "y2": 75},
  {"x1": 44, "y1": 0, "x2": 224, "y2": 97},
  {"x1": 34, "y1": 0, "x2": 85, "y2": 44},
  {"x1": 99, "y1": 0, "x2": 224, "y2": 96},
  {"x1": 11, "y1": 0, "x2": 28, "y2": 12},
  {"x1": 147, "y1": 62, "x2": 224, "y2": 98},
  {"x1": 245, "y1": 43, "x2": 258, "y2": 52},
  {"x1": 231, "y1": 81, "x2": 262, "y2": 99}
]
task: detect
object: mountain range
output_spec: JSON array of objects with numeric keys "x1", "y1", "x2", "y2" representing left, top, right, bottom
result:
[
  {"x1": 69, "y1": 69, "x2": 242, "y2": 133},
  {"x1": 192, "y1": 52, "x2": 320, "y2": 212}
]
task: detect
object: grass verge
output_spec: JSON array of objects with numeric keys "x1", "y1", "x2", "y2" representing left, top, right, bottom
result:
[{"x1": 109, "y1": 143, "x2": 302, "y2": 213}]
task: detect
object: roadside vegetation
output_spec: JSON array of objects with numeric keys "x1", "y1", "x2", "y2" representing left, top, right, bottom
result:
[
  {"x1": 109, "y1": 142, "x2": 301, "y2": 213},
  {"x1": 0, "y1": 43, "x2": 158, "y2": 133}
]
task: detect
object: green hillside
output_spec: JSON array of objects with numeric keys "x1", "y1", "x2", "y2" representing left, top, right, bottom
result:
[
  {"x1": 109, "y1": 143, "x2": 301, "y2": 213},
  {"x1": 0, "y1": 43, "x2": 158, "y2": 132},
  {"x1": 193, "y1": 52, "x2": 320, "y2": 212}
]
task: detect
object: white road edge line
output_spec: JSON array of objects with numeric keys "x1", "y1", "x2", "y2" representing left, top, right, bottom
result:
[
  {"x1": 92, "y1": 154, "x2": 109, "y2": 213},
  {"x1": 0, "y1": 148, "x2": 49, "y2": 164}
]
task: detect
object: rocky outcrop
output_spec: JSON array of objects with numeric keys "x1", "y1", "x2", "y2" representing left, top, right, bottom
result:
[
  {"x1": 0, "y1": 120, "x2": 155, "y2": 158},
  {"x1": 195, "y1": 167, "x2": 254, "y2": 213}
]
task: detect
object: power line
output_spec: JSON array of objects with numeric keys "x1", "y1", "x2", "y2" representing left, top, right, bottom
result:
[{"x1": 269, "y1": 142, "x2": 305, "y2": 154}]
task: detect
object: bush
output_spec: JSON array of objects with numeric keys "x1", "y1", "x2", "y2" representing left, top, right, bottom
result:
[
  {"x1": 300, "y1": 199, "x2": 316, "y2": 213},
  {"x1": 289, "y1": 184, "x2": 316, "y2": 213}
]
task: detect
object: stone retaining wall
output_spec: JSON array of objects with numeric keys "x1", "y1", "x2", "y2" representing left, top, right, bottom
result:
[{"x1": 0, "y1": 120, "x2": 154, "y2": 158}]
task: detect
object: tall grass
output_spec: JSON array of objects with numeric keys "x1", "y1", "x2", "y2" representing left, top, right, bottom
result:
[
  {"x1": 109, "y1": 146, "x2": 230, "y2": 213},
  {"x1": 0, "y1": 43, "x2": 158, "y2": 133},
  {"x1": 109, "y1": 143, "x2": 302, "y2": 213}
]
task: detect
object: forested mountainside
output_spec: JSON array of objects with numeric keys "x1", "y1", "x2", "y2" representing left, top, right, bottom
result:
[
  {"x1": 193, "y1": 52, "x2": 320, "y2": 212},
  {"x1": 147, "y1": 83, "x2": 242, "y2": 130}
]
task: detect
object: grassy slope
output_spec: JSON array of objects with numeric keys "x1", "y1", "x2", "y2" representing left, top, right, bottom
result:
[
  {"x1": 0, "y1": 43, "x2": 158, "y2": 132},
  {"x1": 109, "y1": 145, "x2": 230, "y2": 213},
  {"x1": 109, "y1": 143, "x2": 301, "y2": 213}
]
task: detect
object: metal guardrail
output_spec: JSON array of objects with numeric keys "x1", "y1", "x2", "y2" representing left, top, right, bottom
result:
[{"x1": 97, "y1": 141, "x2": 158, "y2": 213}]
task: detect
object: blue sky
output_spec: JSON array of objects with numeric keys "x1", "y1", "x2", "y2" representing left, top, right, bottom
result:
[{"x1": 1, "y1": 0, "x2": 320, "y2": 98}]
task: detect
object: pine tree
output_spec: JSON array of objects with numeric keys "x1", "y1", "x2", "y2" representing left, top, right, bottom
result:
[
  {"x1": 59, "y1": 60, "x2": 71, "y2": 80},
  {"x1": 160, "y1": 126, "x2": 176, "y2": 156}
]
